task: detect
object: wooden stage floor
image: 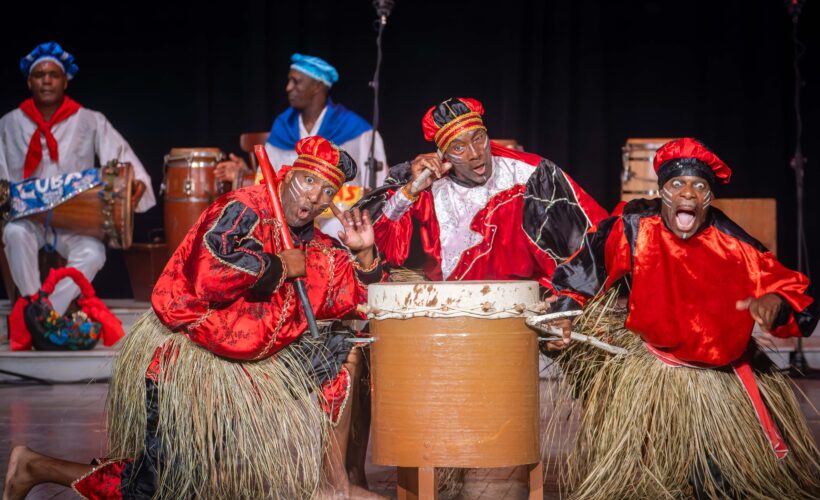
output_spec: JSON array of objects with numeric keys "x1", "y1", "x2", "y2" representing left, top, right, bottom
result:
[{"x1": 1, "y1": 379, "x2": 819, "y2": 499}]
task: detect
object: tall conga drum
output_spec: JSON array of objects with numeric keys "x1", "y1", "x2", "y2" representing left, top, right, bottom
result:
[
  {"x1": 368, "y1": 281, "x2": 543, "y2": 498},
  {"x1": 162, "y1": 148, "x2": 227, "y2": 254}
]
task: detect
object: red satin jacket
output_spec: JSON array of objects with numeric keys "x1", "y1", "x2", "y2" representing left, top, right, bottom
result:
[
  {"x1": 362, "y1": 143, "x2": 607, "y2": 288},
  {"x1": 151, "y1": 184, "x2": 383, "y2": 361},
  {"x1": 550, "y1": 198, "x2": 817, "y2": 366}
]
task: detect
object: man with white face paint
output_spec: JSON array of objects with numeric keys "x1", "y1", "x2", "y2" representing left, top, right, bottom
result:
[
  {"x1": 3, "y1": 136, "x2": 387, "y2": 500},
  {"x1": 215, "y1": 53, "x2": 387, "y2": 237},
  {"x1": 358, "y1": 97, "x2": 608, "y2": 287},
  {"x1": 541, "y1": 138, "x2": 820, "y2": 498}
]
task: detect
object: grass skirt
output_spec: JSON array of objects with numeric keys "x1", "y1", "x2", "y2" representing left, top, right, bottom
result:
[
  {"x1": 542, "y1": 293, "x2": 820, "y2": 499},
  {"x1": 105, "y1": 311, "x2": 328, "y2": 499}
]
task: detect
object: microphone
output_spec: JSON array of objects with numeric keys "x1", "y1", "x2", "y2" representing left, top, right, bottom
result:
[
  {"x1": 373, "y1": 0, "x2": 395, "y2": 23},
  {"x1": 785, "y1": 0, "x2": 805, "y2": 22}
]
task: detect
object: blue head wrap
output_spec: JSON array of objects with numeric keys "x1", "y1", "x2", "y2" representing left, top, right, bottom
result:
[
  {"x1": 20, "y1": 42, "x2": 78, "y2": 80},
  {"x1": 290, "y1": 53, "x2": 338, "y2": 88}
]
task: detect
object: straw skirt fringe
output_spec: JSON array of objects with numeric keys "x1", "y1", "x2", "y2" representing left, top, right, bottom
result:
[
  {"x1": 106, "y1": 310, "x2": 328, "y2": 499},
  {"x1": 542, "y1": 299, "x2": 820, "y2": 500}
]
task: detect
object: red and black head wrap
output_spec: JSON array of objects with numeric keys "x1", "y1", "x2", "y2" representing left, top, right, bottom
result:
[
  {"x1": 654, "y1": 137, "x2": 732, "y2": 189},
  {"x1": 288, "y1": 136, "x2": 357, "y2": 190},
  {"x1": 421, "y1": 97, "x2": 487, "y2": 152}
]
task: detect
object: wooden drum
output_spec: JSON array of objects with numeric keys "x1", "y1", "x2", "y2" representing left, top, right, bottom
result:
[
  {"x1": 621, "y1": 137, "x2": 675, "y2": 202},
  {"x1": 162, "y1": 147, "x2": 228, "y2": 254},
  {"x1": 368, "y1": 281, "x2": 541, "y2": 469},
  {"x1": 27, "y1": 162, "x2": 134, "y2": 249}
]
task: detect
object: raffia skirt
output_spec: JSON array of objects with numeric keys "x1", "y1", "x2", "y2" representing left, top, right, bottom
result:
[
  {"x1": 100, "y1": 310, "x2": 352, "y2": 499},
  {"x1": 542, "y1": 295, "x2": 820, "y2": 500}
]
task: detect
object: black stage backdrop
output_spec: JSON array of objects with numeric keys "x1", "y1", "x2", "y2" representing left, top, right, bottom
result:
[{"x1": 0, "y1": 0, "x2": 817, "y2": 298}]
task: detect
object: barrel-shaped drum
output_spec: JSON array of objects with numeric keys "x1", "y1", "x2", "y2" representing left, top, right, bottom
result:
[
  {"x1": 621, "y1": 137, "x2": 674, "y2": 202},
  {"x1": 163, "y1": 148, "x2": 227, "y2": 254},
  {"x1": 27, "y1": 162, "x2": 134, "y2": 249},
  {"x1": 368, "y1": 281, "x2": 540, "y2": 468}
]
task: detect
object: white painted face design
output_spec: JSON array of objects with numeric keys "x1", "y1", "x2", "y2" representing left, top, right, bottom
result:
[
  {"x1": 281, "y1": 170, "x2": 338, "y2": 226},
  {"x1": 660, "y1": 176, "x2": 711, "y2": 240}
]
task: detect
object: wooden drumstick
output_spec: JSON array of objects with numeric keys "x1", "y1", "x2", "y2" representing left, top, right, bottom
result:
[
  {"x1": 526, "y1": 319, "x2": 627, "y2": 356},
  {"x1": 409, "y1": 168, "x2": 433, "y2": 194},
  {"x1": 409, "y1": 150, "x2": 451, "y2": 194},
  {"x1": 254, "y1": 144, "x2": 321, "y2": 339}
]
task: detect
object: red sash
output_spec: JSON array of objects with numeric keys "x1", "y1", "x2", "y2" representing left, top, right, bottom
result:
[
  {"x1": 18, "y1": 96, "x2": 81, "y2": 178},
  {"x1": 645, "y1": 342, "x2": 788, "y2": 459}
]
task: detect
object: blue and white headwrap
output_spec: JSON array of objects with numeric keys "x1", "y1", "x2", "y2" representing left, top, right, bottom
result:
[
  {"x1": 20, "y1": 42, "x2": 78, "y2": 80},
  {"x1": 290, "y1": 53, "x2": 338, "y2": 88}
]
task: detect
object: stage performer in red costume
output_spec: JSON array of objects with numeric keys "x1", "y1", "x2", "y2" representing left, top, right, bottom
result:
[
  {"x1": 357, "y1": 97, "x2": 607, "y2": 288},
  {"x1": 541, "y1": 138, "x2": 820, "y2": 498},
  {"x1": 3, "y1": 136, "x2": 386, "y2": 500}
]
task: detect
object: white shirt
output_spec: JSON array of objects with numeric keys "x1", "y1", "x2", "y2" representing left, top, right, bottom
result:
[
  {"x1": 0, "y1": 106, "x2": 156, "y2": 213},
  {"x1": 264, "y1": 106, "x2": 388, "y2": 189}
]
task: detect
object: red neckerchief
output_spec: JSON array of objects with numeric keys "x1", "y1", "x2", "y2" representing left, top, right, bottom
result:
[{"x1": 18, "y1": 96, "x2": 82, "y2": 178}]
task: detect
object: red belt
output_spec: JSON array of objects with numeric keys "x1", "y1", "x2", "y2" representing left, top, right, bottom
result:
[{"x1": 645, "y1": 343, "x2": 788, "y2": 459}]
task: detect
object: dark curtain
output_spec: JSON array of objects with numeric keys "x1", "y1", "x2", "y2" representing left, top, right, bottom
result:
[{"x1": 0, "y1": 0, "x2": 817, "y2": 298}]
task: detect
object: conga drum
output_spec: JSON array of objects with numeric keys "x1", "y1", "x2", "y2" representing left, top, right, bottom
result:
[
  {"x1": 162, "y1": 148, "x2": 227, "y2": 254},
  {"x1": 621, "y1": 137, "x2": 675, "y2": 202},
  {"x1": 368, "y1": 281, "x2": 543, "y2": 499}
]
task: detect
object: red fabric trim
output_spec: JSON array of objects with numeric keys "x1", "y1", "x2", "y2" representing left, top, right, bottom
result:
[
  {"x1": 603, "y1": 217, "x2": 632, "y2": 291},
  {"x1": 319, "y1": 366, "x2": 351, "y2": 426},
  {"x1": 71, "y1": 459, "x2": 129, "y2": 500},
  {"x1": 559, "y1": 289, "x2": 589, "y2": 308},
  {"x1": 9, "y1": 295, "x2": 33, "y2": 351},
  {"x1": 18, "y1": 97, "x2": 82, "y2": 178},
  {"x1": 732, "y1": 357, "x2": 789, "y2": 459},
  {"x1": 769, "y1": 314, "x2": 801, "y2": 339},
  {"x1": 448, "y1": 185, "x2": 526, "y2": 281}
]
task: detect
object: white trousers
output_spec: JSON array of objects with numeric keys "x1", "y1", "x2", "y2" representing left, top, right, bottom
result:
[{"x1": 2, "y1": 219, "x2": 106, "y2": 315}]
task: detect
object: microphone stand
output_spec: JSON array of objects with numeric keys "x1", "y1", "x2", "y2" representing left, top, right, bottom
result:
[
  {"x1": 366, "y1": 0, "x2": 394, "y2": 190},
  {"x1": 785, "y1": 0, "x2": 816, "y2": 377}
]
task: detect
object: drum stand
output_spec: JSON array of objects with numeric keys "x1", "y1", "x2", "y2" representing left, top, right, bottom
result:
[{"x1": 395, "y1": 463, "x2": 543, "y2": 500}]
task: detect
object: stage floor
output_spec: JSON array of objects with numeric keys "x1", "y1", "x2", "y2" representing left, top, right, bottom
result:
[{"x1": 1, "y1": 379, "x2": 818, "y2": 499}]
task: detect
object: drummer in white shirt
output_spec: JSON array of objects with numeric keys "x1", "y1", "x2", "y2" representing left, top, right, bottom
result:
[{"x1": 0, "y1": 41, "x2": 155, "y2": 315}]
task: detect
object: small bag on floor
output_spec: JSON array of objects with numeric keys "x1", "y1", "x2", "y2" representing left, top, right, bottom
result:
[{"x1": 9, "y1": 267, "x2": 125, "y2": 351}]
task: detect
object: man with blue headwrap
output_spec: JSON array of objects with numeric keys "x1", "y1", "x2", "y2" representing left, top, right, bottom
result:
[
  {"x1": 0, "y1": 42, "x2": 155, "y2": 317},
  {"x1": 216, "y1": 53, "x2": 387, "y2": 236}
]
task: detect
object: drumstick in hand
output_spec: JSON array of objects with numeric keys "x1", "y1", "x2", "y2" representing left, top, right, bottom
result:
[
  {"x1": 254, "y1": 144, "x2": 321, "y2": 339},
  {"x1": 410, "y1": 169, "x2": 433, "y2": 194},
  {"x1": 409, "y1": 151, "x2": 450, "y2": 194}
]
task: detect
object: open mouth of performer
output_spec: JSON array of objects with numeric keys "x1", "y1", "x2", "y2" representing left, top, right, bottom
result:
[
  {"x1": 283, "y1": 169, "x2": 335, "y2": 226},
  {"x1": 672, "y1": 201, "x2": 700, "y2": 234},
  {"x1": 659, "y1": 164, "x2": 715, "y2": 239}
]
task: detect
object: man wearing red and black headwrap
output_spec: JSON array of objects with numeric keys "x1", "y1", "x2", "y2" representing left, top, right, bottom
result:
[
  {"x1": 541, "y1": 138, "x2": 820, "y2": 498},
  {"x1": 358, "y1": 97, "x2": 607, "y2": 288},
  {"x1": 3, "y1": 137, "x2": 387, "y2": 500}
]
